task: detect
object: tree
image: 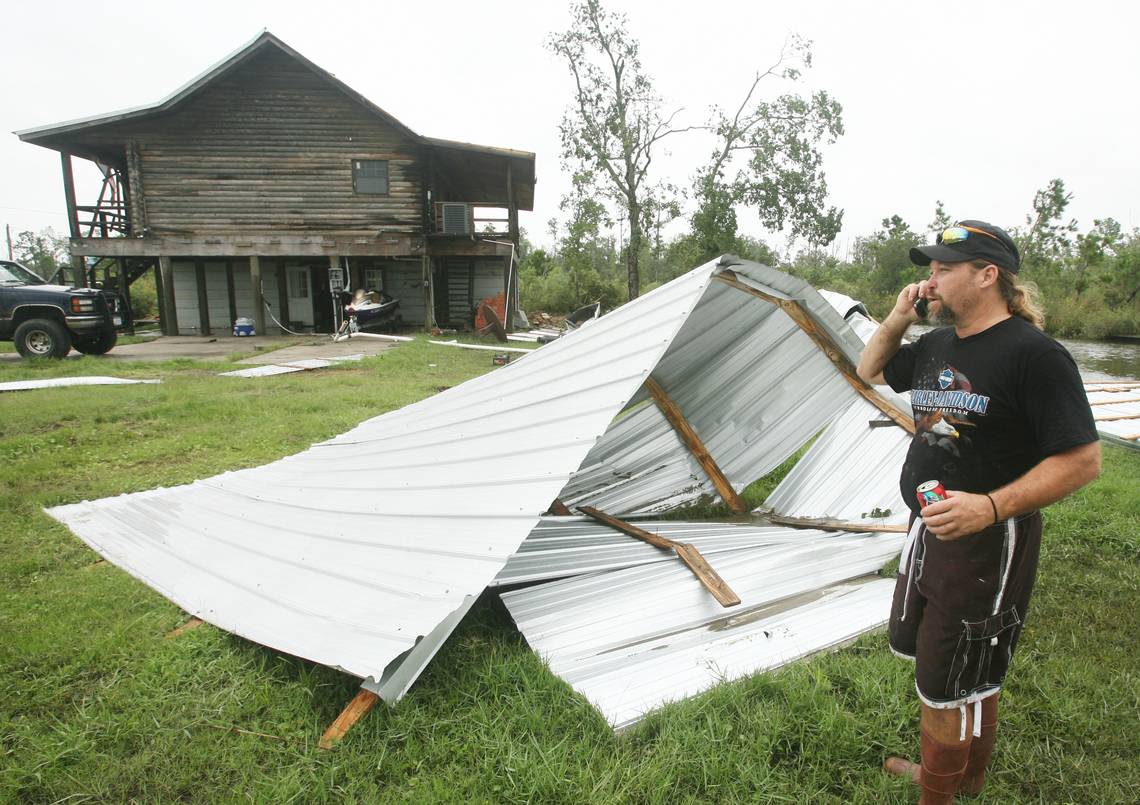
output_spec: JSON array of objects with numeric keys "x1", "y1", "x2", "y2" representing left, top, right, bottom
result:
[
  {"x1": 12, "y1": 228, "x2": 68, "y2": 280},
  {"x1": 853, "y1": 215, "x2": 922, "y2": 294},
  {"x1": 927, "y1": 200, "x2": 953, "y2": 237},
  {"x1": 694, "y1": 35, "x2": 844, "y2": 251},
  {"x1": 549, "y1": 0, "x2": 690, "y2": 301},
  {"x1": 1019, "y1": 178, "x2": 1077, "y2": 271}
]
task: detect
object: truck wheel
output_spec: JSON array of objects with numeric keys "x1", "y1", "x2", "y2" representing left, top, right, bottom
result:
[
  {"x1": 14, "y1": 318, "x2": 72, "y2": 359},
  {"x1": 73, "y1": 330, "x2": 118, "y2": 355}
]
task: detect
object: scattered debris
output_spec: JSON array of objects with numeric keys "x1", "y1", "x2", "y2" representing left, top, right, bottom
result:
[
  {"x1": 427, "y1": 339, "x2": 534, "y2": 354},
  {"x1": 47, "y1": 256, "x2": 915, "y2": 740},
  {"x1": 0, "y1": 376, "x2": 160, "y2": 392},
  {"x1": 220, "y1": 355, "x2": 365, "y2": 378}
]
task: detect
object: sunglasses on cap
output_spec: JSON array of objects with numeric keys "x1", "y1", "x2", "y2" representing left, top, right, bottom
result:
[{"x1": 937, "y1": 225, "x2": 1002, "y2": 245}]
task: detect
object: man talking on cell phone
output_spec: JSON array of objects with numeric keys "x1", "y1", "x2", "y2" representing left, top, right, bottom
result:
[{"x1": 855, "y1": 220, "x2": 1101, "y2": 803}]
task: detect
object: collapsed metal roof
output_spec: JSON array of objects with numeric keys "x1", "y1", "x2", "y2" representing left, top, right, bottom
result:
[{"x1": 47, "y1": 255, "x2": 917, "y2": 727}]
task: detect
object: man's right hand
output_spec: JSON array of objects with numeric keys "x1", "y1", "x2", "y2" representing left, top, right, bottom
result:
[
  {"x1": 856, "y1": 282, "x2": 928, "y2": 385},
  {"x1": 890, "y1": 282, "x2": 929, "y2": 323}
]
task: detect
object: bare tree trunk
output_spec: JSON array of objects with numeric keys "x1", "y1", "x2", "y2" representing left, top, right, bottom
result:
[{"x1": 627, "y1": 201, "x2": 641, "y2": 300}]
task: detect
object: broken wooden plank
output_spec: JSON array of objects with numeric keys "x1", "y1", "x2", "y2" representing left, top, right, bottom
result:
[
  {"x1": 1094, "y1": 411, "x2": 1140, "y2": 422},
  {"x1": 763, "y1": 514, "x2": 908, "y2": 533},
  {"x1": 165, "y1": 617, "x2": 205, "y2": 639},
  {"x1": 643, "y1": 376, "x2": 749, "y2": 514},
  {"x1": 319, "y1": 689, "x2": 380, "y2": 750},
  {"x1": 578, "y1": 505, "x2": 741, "y2": 607},
  {"x1": 548, "y1": 498, "x2": 573, "y2": 516},
  {"x1": 1089, "y1": 396, "x2": 1140, "y2": 406},
  {"x1": 714, "y1": 271, "x2": 915, "y2": 434},
  {"x1": 673, "y1": 543, "x2": 742, "y2": 607}
]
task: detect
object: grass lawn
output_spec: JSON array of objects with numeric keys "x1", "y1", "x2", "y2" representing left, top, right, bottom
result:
[{"x1": 1, "y1": 339, "x2": 1136, "y2": 803}]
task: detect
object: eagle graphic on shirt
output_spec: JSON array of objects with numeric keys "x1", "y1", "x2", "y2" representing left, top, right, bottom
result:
[{"x1": 912, "y1": 364, "x2": 988, "y2": 457}]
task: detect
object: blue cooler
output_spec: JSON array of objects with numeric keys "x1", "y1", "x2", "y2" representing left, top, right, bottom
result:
[{"x1": 233, "y1": 317, "x2": 255, "y2": 337}]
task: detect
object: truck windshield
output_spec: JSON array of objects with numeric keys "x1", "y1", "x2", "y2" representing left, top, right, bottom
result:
[{"x1": 0, "y1": 262, "x2": 46, "y2": 286}]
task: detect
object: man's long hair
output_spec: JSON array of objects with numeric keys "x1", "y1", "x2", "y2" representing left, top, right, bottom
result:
[{"x1": 971, "y1": 260, "x2": 1045, "y2": 329}]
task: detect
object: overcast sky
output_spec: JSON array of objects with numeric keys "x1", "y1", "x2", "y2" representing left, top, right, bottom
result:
[{"x1": 4, "y1": 0, "x2": 1138, "y2": 258}]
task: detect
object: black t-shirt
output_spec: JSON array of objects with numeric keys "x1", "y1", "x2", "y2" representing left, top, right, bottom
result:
[{"x1": 883, "y1": 316, "x2": 1098, "y2": 516}]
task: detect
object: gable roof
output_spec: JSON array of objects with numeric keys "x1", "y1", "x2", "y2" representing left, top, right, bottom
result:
[{"x1": 17, "y1": 31, "x2": 536, "y2": 209}]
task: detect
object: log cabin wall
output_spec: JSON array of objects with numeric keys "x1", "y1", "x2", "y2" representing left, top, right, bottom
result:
[{"x1": 73, "y1": 47, "x2": 422, "y2": 236}]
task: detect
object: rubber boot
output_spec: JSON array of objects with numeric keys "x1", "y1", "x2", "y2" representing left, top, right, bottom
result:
[
  {"x1": 918, "y1": 727, "x2": 972, "y2": 804},
  {"x1": 958, "y1": 696, "x2": 999, "y2": 796}
]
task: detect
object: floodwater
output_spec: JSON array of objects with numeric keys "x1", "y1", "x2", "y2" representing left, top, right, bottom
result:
[
  {"x1": 908, "y1": 325, "x2": 1140, "y2": 382},
  {"x1": 1055, "y1": 336, "x2": 1140, "y2": 383}
]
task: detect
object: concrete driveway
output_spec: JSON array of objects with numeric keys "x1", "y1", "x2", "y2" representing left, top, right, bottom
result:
[{"x1": 0, "y1": 334, "x2": 400, "y2": 364}]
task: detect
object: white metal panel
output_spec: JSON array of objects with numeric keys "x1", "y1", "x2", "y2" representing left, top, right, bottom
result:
[
  {"x1": 763, "y1": 398, "x2": 912, "y2": 525},
  {"x1": 495, "y1": 518, "x2": 846, "y2": 586},
  {"x1": 502, "y1": 530, "x2": 903, "y2": 729},
  {"x1": 0, "y1": 377, "x2": 160, "y2": 392},
  {"x1": 47, "y1": 257, "x2": 718, "y2": 687}
]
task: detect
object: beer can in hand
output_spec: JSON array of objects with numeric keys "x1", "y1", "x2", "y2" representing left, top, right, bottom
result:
[{"x1": 916, "y1": 480, "x2": 947, "y2": 509}]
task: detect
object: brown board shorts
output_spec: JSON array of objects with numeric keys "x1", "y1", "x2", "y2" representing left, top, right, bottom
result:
[{"x1": 889, "y1": 511, "x2": 1042, "y2": 709}]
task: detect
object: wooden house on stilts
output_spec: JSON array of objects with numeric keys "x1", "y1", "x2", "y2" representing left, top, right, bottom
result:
[{"x1": 17, "y1": 31, "x2": 535, "y2": 335}]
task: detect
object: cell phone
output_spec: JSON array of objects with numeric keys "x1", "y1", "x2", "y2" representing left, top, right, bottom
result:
[{"x1": 913, "y1": 297, "x2": 929, "y2": 319}]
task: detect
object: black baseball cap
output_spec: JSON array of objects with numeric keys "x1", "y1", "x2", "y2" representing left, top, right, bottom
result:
[{"x1": 910, "y1": 219, "x2": 1021, "y2": 273}]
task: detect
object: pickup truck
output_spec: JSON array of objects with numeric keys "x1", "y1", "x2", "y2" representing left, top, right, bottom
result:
[{"x1": 1, "y1": 260, "x2": 127, "y2": 358}]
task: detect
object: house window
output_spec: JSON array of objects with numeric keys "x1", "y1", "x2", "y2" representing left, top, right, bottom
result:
[
  {"x1": 353, "y1": 160, "x2": 389, "y2": 194},
  {"x1": 289, "y1": 268, "x2": 310, "y2": 299},
  {"x1": 363, "y1": 268, "x2": 383, "y2": 291}
]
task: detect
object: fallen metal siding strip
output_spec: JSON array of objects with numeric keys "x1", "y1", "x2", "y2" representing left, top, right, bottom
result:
[
  {"x1": 763, "y1": 397, "x2": 911, "y2": 525},
  {"x1": 48, "y1": 258, "x2": 720, "y2": 690},
  {"x1": 502, "y1": 531, "x2": 902, "y2": 659},
  {"x1": 0, "y1": 376, "x2": 161, "y2": 391}
]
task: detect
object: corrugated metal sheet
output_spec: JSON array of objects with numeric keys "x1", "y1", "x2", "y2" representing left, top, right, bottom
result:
[
  {"x1": 0, "y1": 377, "x2": 160, "y2": 392},
  {"x1": 494, "y1": 519, "x2": 851, "y2": 587},
  {"x1": 763, "y1": 398, "x2": 911, "y2": 525},
  {"x1": 559, "y1": 262, "x2": 872, "y2": 514},
  {"x1": 47, "y1": 258, "x2": 716, "y2": 687},
  {"x1": 501, "y1": 530, "x2": 902, "y2": 729}
]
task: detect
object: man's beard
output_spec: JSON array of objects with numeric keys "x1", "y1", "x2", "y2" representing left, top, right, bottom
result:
[{"x1": 930, "y1": 299, "x2": 957, "y2": 325}]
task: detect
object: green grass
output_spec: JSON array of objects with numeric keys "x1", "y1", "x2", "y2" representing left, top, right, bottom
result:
[{"x1": 1, "y1": 342, "x2": 1137, "y2": 803}]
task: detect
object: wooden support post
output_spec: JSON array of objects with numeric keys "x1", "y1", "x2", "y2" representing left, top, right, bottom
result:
[
  {"x1": 194, "y1": 260, "x2": 210, "y2": 335},
  {"x1": 579, "y1": 505, "x2": 741, "y2": 607},
  {"x1": 60, "y1": 152, "x2": 81, "y2": 242},
  {"x1": 277, "y1": 260, "x2": 290, "y2": 331},
  {"x1": 225, "y1": 260, "x2": 237, "y2": 328},
  {"x1": 762, "y1": 514, "x2": 908, "y2": 533},
  {"x1": 152, "y1": 261, "x2": 165, "y2": 325},
  {"x1": 1094, "y1": 411, "x2": 1140, "y2": 422},
  {"x1": 505, "y1": 160, "x2": 519, "y2": 330},
  {"x1": 714, "y1": 271, "x2": 915, "y2": 434},
  {"x1": 319, "y1": 689, "x2": 380, "y2": 749},
  {"x1": 643, "y1": 376, "x2": 749, "y2": 514},
  {"x1": 116, "y1": 258, "x2": 135, "y2": 335},
  {"x1": 158, "y1": 255, "x2": 178, "y2": 335},
  {"x1": 423, "y1": 255, "x2": 435, "y2": 331},
  {"x1": 249, "y1": 256, "x2": 266, "y2": 336}
]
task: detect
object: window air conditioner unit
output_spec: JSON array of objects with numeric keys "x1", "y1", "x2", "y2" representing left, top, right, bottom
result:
[{"x1": 437, "y1": 203, "x2": 472, "y2": 235}]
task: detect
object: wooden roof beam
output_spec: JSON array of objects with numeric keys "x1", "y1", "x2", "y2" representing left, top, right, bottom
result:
[
  {"x1": 643, "y1": 376, "x2": 749, "y2": 514},
  {"x1": 714, "y1": 271, "x2": 915, "y2": 434}
]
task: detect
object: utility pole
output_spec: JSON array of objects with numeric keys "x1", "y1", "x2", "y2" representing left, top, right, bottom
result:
[{"x1": 5, "y1": 224, "x2": 12, "y2": 260}]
